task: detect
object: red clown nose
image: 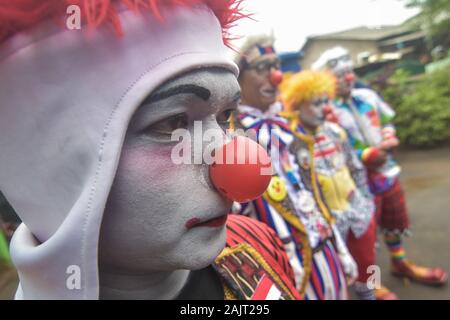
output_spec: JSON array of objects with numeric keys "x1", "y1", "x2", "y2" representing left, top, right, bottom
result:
[
  {"x1": 323, "y1": 105, "x2": 339, "y2": 123},
  {"x1": 344, "y1": 72, "x2": 355, "y2": 83},
  {"x1": 323, "y1": 105, "x2": 333, "y2": 115},
  {"x1": 270, "y1": 70, "x2": 283, "y2": 86},
  {"x1": 209, "y1": 136, "x2": 272, "y2": 202}
]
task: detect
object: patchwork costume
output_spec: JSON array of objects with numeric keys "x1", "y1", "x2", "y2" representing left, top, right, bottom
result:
[
  {"x1": 290, "y1": 119, "x2": 377, "y2": 299},
  {"x1": 237, "y1": 106, "x2": 349, "y2": 300},
  {"x1": 309, "y1": 121, "x2": 374, "y2": 241},
  {"x1": 279, "y1": 69, "x2": 378, "y2": 299}
]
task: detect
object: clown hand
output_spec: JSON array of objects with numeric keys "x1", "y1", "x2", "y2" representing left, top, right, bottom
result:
[
  {"x1": 332, "y1": 225, "x2": 358, "y2": 285},
  {"x1": 339, "y1": 249, "x2": 358, "y2": 286},
  {"x1": 379, "y1": 127, "x2": 400, "y2": 151},
  {"x1": 378, "y1": 137, "x2": 399, "y2": 151}
]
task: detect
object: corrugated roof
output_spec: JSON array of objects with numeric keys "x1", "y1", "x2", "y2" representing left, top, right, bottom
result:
[
  {"x1": 379, "y1": 31, "x2": 426, "y2": 47},
  {"x1": 311, "y1": 25, "x2": 409, "y2": 41}
]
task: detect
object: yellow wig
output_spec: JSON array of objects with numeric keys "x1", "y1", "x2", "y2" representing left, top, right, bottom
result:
[{"x1": 280, "y1": 70, "x2": 336, "y2": 112}]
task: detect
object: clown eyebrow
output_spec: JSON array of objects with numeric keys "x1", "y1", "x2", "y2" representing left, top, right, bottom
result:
[
  {"x1": 231, "y1": 91, "x2": 241, "y2": 104},
  {"x1": 144, "y1": 84, "x2": 211, "y2": 104}
]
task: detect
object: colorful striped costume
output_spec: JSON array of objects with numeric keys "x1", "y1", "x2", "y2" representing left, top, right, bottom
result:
[
  {"x1": 236, "y1": 106, "x2": 348, "y2": 300},
  {"x1": 291, "y1": 120, "x2": 376, "y2": 286}
]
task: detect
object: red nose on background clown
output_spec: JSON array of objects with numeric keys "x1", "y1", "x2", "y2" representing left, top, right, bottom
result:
[
  {"x1": 323, "y1": 104, "x2": 339, "y2": 123},
  {"x1": 344, "y1": 72, "x2": 355, "y2": 83},
  {"x1": 270, "y1": 69, "x2": 283, "y2": 86},
  {"x1": 209, "y1": 136, "x2": 272, "y2": 203}
]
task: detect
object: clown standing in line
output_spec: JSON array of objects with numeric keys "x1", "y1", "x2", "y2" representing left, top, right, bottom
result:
[
  {"x1": 313, "y1": 47, "x2": 448, "y2": 298},
  {"x1": 280, "y1": 70, "x2": 380, "y2": 300},
  {"x1": 0, "y1": 0, "x2": 301, "y2": 300},
  {"x1": 234, "y1": 36, "x2": 358, "y2": 300}
]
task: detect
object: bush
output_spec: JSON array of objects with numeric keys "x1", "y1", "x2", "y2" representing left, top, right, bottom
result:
[{"x1": 382, "y1": 67, "x2": 450, "y2": 147}]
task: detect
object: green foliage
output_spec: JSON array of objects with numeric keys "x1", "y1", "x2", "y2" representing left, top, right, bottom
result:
[
  {"x1": 396, "y1": 59, "x2": 426, "y2": 75},
  {"x1": 381, "y1": 69, "x2": 412, "y2": 107},
  {"x1": 405, "y1": 0, "x2": 450, "y2": 46},
  {"x1": 426, "y1": 54, "x2": 450, "y2": 73},
  {"x1": 382, "y1": 67, "x2": 450, "y2": 147}
]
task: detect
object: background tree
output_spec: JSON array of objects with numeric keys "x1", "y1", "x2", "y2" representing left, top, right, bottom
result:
[{"x1": 404, "y1": 0, "x2": 450, "y2": 49}]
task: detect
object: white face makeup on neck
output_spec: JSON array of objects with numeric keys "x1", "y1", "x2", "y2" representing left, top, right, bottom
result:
[{"x1": 98, "y1": 68, "x2": 240, "y2": 287}]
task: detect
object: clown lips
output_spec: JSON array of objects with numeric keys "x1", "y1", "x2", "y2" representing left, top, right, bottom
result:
[
  {"x1": 185, "y1": 215, "x2": 228, "y2": 230},
  {"x1": 260, "y1": 86, "x2": 277, "y2": 99},
  {"x1": 186, "y1": 136, "x2": 272, "y2": 230}
]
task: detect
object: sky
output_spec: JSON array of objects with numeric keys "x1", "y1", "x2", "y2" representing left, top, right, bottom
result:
[{"x1": 229, "y1": 0, "x2": 420, "y2": 53}]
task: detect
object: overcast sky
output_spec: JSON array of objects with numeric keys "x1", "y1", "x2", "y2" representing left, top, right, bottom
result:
[{"x1": 229, "y1": 0, "x2": 420, "y2": 53}]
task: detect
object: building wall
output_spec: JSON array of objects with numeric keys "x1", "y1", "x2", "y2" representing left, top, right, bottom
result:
[{"x1": 300, "y1": 39, "x2": 380, "y2": 69}]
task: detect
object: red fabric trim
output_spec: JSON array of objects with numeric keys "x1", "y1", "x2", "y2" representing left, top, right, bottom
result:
[
  {"x1": 252, "y1": 275, "x2": 274, "y2": 300},
  {"x1": 226, "y1": 215, "x2": 302, "y2": 299}
]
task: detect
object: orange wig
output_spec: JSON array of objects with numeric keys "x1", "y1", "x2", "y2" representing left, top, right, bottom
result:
[{"x1": 281, "y1": 70, "x2": 336, "y2": 112}]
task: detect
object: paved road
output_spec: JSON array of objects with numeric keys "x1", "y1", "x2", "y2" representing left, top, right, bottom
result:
[
  {"x1": 1, "y1": 146, "x2": 449, "y2": 300},
  {"x1": 376, "y1": 145, "x2": 450, "y2": 299}
]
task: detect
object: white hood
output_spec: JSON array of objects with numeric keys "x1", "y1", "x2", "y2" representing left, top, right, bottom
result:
[{"x1": 0, "y1": 6, "x2": 238, "y2": 299}]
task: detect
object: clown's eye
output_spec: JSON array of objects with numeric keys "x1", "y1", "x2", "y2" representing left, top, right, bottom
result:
[
  {"x1": 145, "y1": 113, "x2": 189, "y2": 136},
  {"x1": 327, "y1": 59, "x2": 338, "y2": 68},
  {"x1": 311, "y1": 98, "x2": 329, "y2": 107},
  {"x1": 250, "y1": 60, "x2": 281, "y2": 74},
  {"x1": 217, "y1": 108, "x2": 237, "y2": 131}
]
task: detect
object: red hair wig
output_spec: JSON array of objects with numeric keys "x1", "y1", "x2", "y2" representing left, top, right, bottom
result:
[{"x1": 0, "y1": 0, "x2": 248, "y2": 45}]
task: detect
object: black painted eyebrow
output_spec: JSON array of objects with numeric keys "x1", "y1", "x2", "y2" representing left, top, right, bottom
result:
[
  {"x1": 231, "y1": 91, "x2": 241, "y2": 103},
  {"x1": 144, "y1": 84, "x2": 211, "y2": 104}
]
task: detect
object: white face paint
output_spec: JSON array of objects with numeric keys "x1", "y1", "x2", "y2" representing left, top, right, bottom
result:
[
  {"x1": 322, "y1": 52, "x2": 355, "y2": 99},
  {"x1": 99, "y1": 68, "x2": 241, "y2": 274},
  {"x1": 299, "y1": 95, "x2": 329, "y2": 130},
  {"x1": 335, "y1": 68, "x2": 356, "y2": 98}
]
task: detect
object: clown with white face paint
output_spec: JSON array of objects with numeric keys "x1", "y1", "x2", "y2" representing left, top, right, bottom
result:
[
  {"x1": 281, "y1": 70, "x2": 377, "y2": 300},
  {"x1": 312, "y1": 47, "x2": 355, "y2": 102},
  {"x1": 314, "y1": 47, "x2": 448, "y2": 299},
  {"x1": 0, "y1": 0, "x2": 301, "y2": 300}
]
